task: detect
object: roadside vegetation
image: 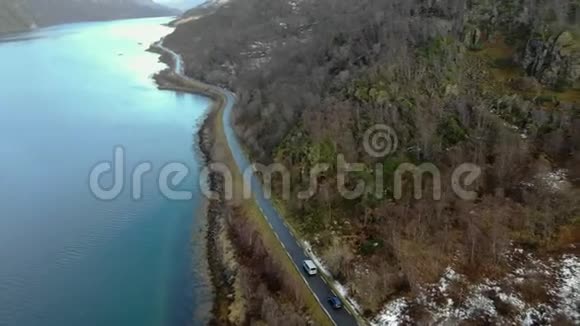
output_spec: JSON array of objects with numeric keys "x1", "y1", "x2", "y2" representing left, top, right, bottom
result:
[
  {"x1": 194, "y1": 76, "x2": 333, "y2": 325},
  {"x1": 152, "y1": 53, "x2": 333, "y2": 323}
]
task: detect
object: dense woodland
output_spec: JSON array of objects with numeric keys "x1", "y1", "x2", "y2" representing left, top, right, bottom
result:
[{"x1": 166, "y1": 0, "x2": 580, "y2": 323}]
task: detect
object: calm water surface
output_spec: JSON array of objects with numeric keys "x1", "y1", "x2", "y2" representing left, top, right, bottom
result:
[{"x1": 0, "y1": 17, "x2": 212, "y2": 326}]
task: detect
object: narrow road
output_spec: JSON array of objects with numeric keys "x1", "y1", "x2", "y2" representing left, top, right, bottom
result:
[{"x1": 159, "y1": 41, "x2": 359, "y2": 326}]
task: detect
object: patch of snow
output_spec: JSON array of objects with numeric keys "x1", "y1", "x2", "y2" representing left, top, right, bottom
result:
[
  {"x1": 249, "y1": 41, "x2": 270, "y2": 50},
  {"x1": 554, "y1": 255, "x2": 580, "y2": 323},
  {"x1": 334, "y1": 282, "x2": 363, "y2": 312},
  {"x1": 520, "y1": 181, "x2": 534, "y2": 189},
  {"x1": 288, "y1": 0, "x2": 302, "y2": 12},
  {"x1": 499, "y1": 292, "x2": 526, "y2": 310},
  {"x1": 303, "y1": 241, "x2": 332, "y2": 275},
  {"x1": 537, "y1": 169, "x2": 570, "y2": 192},
  {"x1": 439, "y1": 267, "x2": 462, "y2": 293},
  {"x1": 415, "y1": 268, "x2": 460, "y2": 322},
  {"x1": 429, "y1": 252, "x2": 578, "y2": 324},
  {"x1": 455, "y1": 281, "x2": 499, "y2": 321},
  {"x1": 302, "y1": 241, "x2": 364, "y2": 315},
  {"x1": 522, "y1": 305, "x2": 553, "y2": 326},
  {"x1": 371, "y1": 298, "x2": 410, "y2": 326},
  {"x1": 521, "y1": 169, "x2": 570, "y2": 193},
  {"x1": 304, "y1": 241, "x2": 578, "y2": 325},
  {"x1": 503, "y1": 121, "x2": 520, "y2": 131}
]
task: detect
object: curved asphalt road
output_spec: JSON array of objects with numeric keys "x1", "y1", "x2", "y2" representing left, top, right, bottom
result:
[{"x1": 160, "y1": 41, "x2": 359, "y2": 326}]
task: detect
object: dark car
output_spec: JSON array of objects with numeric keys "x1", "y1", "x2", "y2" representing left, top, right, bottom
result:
[{"x1": 327, "y1": 295, "x2": 343, "y2": 309}]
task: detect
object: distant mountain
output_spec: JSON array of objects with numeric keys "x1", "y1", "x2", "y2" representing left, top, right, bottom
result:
[
  {"x1": 190, "y1": 0, "x2": 230, "y2": 12},
  {"x1": 0, "y1": 0, "x2": 35, "y2": 34},
  {"x1": 0, "y1": 0, "x2": 178, "y2": 34},
  {"x1": 26, "y1": 0, "x2": 178, "y2": 26},
  {"x1": 171, "y1": 0, "x2": 229, "y2": 24}
]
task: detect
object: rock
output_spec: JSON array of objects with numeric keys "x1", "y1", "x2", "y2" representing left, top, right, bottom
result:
[
  {"x1": 556, "y1": 31, "x2": 575, "y2": 51},
  {"x1": 520, "y1": 31, "x2": 580, "y2": 87},
  {"x1": 464, "y1": 26, "x2": 482, "y2": 50},
  {"x1": 445, "y1": 84, "x2": 460, "y2": 96}
]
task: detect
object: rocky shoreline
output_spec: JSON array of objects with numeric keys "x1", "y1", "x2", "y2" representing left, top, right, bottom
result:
[
  {"x1": 149, "y1": 43, "x2": 322, "y2": 326},
  {"x1": 197, "y1": 100, "x2": 236, "y2": 326},
  {"x1": 149, "y1": 44, "x2": 236, "y2": 325}
]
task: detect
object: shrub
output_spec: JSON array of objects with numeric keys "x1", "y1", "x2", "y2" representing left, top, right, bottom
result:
[
  {"x1": 360, "y1": 238, "x2": 384, "y2": 256},
  {"x1": 437, "y1": 115, "x2": 468, "y2": 146}
]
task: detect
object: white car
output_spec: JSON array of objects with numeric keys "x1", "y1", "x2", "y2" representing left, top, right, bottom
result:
[{"x1": 302, "y1": 259, "x2": 318, "y2": 276}]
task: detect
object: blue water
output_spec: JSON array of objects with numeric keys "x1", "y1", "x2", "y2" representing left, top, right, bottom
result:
[{"x1": 0, "y1": 18, "x2": 212, "y2": 326}]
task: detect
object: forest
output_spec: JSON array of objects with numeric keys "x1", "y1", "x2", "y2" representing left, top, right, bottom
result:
[{"x1": 165, "y1": 0, "x2": 580, "y2": 324}]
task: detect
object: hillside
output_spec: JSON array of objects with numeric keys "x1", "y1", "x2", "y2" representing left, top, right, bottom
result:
[
  {"x1": 164, "y1": 0, "x2": 580, "y2": 324},
  {"x1": 0, "y1": 0, "x2": 176, "y2": 34},
  {"x1": 0, "y1": 0, "x2": 34, "y2": 34},
  {"x1": 158, "y1": 0, "x2": 204, "y2": 11},
  {"x1": 170, "y1": 0, "x2": 229, "y2": 25}
]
